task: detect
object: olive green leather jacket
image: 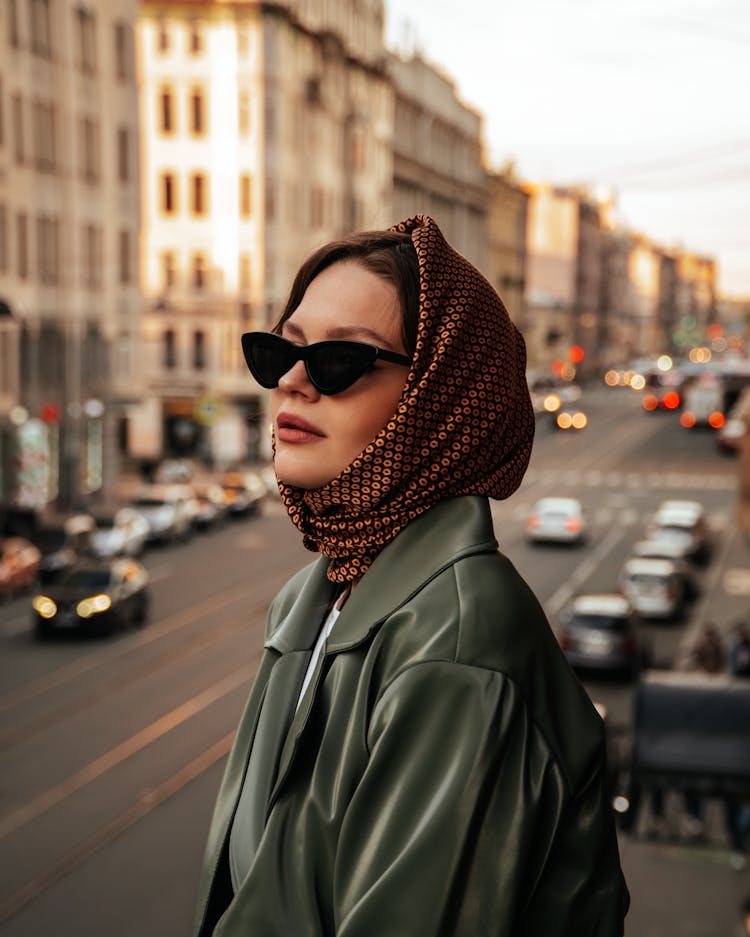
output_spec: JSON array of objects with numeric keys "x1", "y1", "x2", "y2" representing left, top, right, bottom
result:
[{"x1": 194, "y1": 496, "x2": 628, "y2": 936}]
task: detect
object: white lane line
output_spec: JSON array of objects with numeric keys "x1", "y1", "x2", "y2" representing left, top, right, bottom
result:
[{"x1": 544, "y1": 525, "x2": 628, "y2": 621}]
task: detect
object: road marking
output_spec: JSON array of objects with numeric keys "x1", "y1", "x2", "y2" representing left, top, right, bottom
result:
[
  {"x1": 0, "y1": 730, "x2": 235, "y2": 925},
  {"x1": 0, "y1": 663, "x2": 255, "y2": 840},
  {"x1": 544, "y1": 525, "x2": 628, "y2": 620}
]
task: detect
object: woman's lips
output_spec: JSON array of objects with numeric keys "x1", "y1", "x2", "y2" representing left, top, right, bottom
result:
[{"x1": 276, "y1": 412, "x2": 326, "y2": 443}]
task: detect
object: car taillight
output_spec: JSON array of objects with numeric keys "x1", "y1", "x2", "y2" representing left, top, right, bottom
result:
[
  {"x1": 680, "y1": 411, "x2": 697, "y2": 428},
  {"x1": 565, "y1": 517, "x2": 581, "y2": 532},
  {"x1": 527, "y1": 515, "x2": 540, "y2": 529},
  {"x1": 559, "y1": 632, "x2": 572, "y2": 650},
  {"x1": 642, "y1": 394, "x2": 658, "y2": 411},
  {"x1": 663, "y1": 391, "x2": 680, "y2": 410},
  {"x1": 709, "y1": 411, "x2": 725, "y2": 429}
]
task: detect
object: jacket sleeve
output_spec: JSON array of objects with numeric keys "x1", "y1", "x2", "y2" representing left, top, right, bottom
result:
[{"x1": 332, "y1": 660, "x2": 627, "y2": 937}]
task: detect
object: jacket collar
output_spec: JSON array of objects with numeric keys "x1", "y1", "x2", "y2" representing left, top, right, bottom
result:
[{"x1": 265, "y1": 496, "x2": 498, "y2": 654}]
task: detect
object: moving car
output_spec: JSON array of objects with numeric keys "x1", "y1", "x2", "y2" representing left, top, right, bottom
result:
[
  {"x1": 557, "y1": 594, "x2": 650, "y2": 679},
  {"x1": 130, "y1": 486, "x2": 194, "y2": 544},
  {"x1": 0, "y1": 537, "x2": 41, "y2": 598},
  {"x1": 89, "y1": 508, "x2": 150, "y2": 558},
  {"x1": 526, "y1": 497, "x2": 586, "y2": 545},
  {"x1": 618, "y1": 557, "x2": 685, "y2": 621},
  {"x1": 32, "y1": 558, "x2": 150, "y2": 638},
  {"x1": 630, "y1": 538, "x2": 699, "y2": 600},
  {"x1": 646, "y1": 499, "x2": 711, "y2": 564}
]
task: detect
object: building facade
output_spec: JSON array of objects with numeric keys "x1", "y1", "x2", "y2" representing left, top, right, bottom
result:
[
  {"x1": 486, "y1": 166, "x2": 528, "y2": 331},
  {"x1": 135, "y1": 0, "x2": 393, "y2": 466},
  {"x1": 390, "y1": 52, "x2": 487, "y2": 271},
  {"x1": 0, "y1": 0, "x2": 140, "y2": 512}
]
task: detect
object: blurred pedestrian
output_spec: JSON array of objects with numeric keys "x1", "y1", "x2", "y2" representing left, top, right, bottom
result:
[
  {"x1": 730, "y1": 622, "x2": 750, "y2": 677},
  {"x1": 192, "y1": 216, "x2": 629, "y2": 936},
  {"x1": 689, "y1": 622, "x2": 726, "y2": 674}
]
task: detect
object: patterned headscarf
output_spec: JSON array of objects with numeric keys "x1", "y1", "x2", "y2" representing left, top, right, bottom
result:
[{"x1": 278, "y1": 214, "x2": 535, "y2": 583}]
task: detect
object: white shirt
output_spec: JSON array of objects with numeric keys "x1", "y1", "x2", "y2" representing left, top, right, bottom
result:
[{"x1": 294, "y1": 595, "x2": 345, "y2": 713}]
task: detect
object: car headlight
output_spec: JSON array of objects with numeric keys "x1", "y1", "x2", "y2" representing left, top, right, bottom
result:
[
  {"x1": 77, "y1": 594, "x2": 112, "y2": 618},
  {"x1": 33, "y1": 595, "x2": 58, "y2": 618}
]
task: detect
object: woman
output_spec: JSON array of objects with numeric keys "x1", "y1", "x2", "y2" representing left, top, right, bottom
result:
[{"x1": 194, "y1": 215, "x2": 629, "y2": 936}]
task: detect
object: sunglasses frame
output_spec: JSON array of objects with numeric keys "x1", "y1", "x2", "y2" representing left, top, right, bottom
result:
[{"x1": 241, "y1": 331, "x2": 412, "y2": 396}]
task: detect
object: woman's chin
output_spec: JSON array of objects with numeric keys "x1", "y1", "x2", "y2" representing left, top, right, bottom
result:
[{"x1": 274, "y1": 456, "x2": 336, "y2": 490}]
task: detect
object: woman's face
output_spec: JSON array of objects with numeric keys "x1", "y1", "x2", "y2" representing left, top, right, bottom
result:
[{"x1": 270, "y1": 260, "x2": 410, "y2": 489}]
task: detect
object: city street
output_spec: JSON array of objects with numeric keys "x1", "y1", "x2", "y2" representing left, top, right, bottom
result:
[{"x1": 1, "y1": 386, "x2": 749, "y2": 936}]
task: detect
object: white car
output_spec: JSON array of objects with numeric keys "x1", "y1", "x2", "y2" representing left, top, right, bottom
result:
[
  {"x1": 618, "y1": 557, "x2": 685, "y2": 620},
  {"x1": 89, "y1": 508, "x2": 150, "y2": 559},
  {"x1": 647, "y1": 499, "x2": 711, "y2": 563},
  {"x1": 630, "y1": 538, "x2": 699, "y2": 599},
  {"x1": 130, "y1": 486, "x2": 194, "y2": 544},
  {"x1": 527, "y1": 497, "x2": 586, "y2": 544}
]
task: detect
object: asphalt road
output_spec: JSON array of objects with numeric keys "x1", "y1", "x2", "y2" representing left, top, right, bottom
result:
[{"x1": 1, "y1": 386, "x2": 748, "y2": 937}]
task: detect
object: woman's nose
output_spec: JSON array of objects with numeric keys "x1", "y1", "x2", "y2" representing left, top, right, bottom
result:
[{"x1": 277, "y1": 360, "x2": 319, "y2": 398}]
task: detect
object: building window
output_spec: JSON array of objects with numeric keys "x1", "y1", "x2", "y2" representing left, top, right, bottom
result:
[
  {"x1": 157, "y1": 19, "x2": 169, "y2": 53},
  {"x1": 193, "y1": 330, "x2": 205, "y2": 369},
  {"x1": 32, "y1": 99, "x2": 56, "y2": 172},
  {"x1": 190, "y1": 88, "x2": 206, "y2": 135},
  {"x1": 83, "y1": 223, "x2": 102, "y2": 289},
  {"x1": 192, "y1": 253, "x2": 206, "y2": 290},
  {"x1": 119, "y1": 229, "x2": 131, "y2": 284},
  {"x1": 159, "y1": 87, "x2": 174, "y2": 134},
  {"x1": 75, "y1": 6, "x2": 97, "y2": 75},
  {"x1": 189, "y1": 20, "x2": 203, "y2": 54},
  {"x1": 161, "y1": 172, "x2": 177, "y2": 215},
  {"x1": 161, "y1": 250, "x2": 176, "y2": 289},
  {"x1": 8, "y1": 0, "x2": 20, "y2": 47},
  {"x1": 79, "y1": 116, "x2": 100, "y2": 183},
  {"x1": 117, "y1": 126, "x2": 129, "y2": 182},
  {"x1": 29, "y1": 0, "x2": 51, "y2": 57},
  {"x1": 114, "y1": 21, "x2": 130, "y2": 81},
  {"x1": 239, "y1": 253, "x2": 251, "y2": 290},
  {"x1": 16, "y1": 212, "x2": 28, "y2": 279},
  {"x1": 0, "y1": 204, "x2": 8, "y2": 273},
  {"x1": 163, "y1": 329, "x2": 176, "y2": 369},
  {"x1": 240, "y1": 173, "x2": 252, "y2": 219},
  {"x1": 12, "y1": 93, "x2": 24, "y2": 164},
  {"x1": 238, "y1": 90, "x2": 250, "y2": 135},
  {"x1": 190, "y1": 172, "x2": 207, "y2": 216},
  {"x1": 36, "y1": 214, "x2": 59, "y2": 284}
]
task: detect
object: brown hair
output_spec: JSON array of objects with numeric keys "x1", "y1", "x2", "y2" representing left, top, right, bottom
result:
[{"x1": 273, "y1": 231, "x2": 421, "y2": 356}]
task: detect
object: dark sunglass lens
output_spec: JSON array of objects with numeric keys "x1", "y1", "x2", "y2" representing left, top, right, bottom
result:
[
  {"x1": 308, "y1": 342, "x2": 376, "y2": 393},
  {"x1": 243, "y1": 334, "x2": 296, "y2": 387}
]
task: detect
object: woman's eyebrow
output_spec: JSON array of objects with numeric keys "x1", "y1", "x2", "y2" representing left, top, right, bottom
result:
[
  {"x1": 281, "y1": 321, "x2": 306, "y2": 341},
  {"x1": 325, "y1": 326, "x2": 395, "y2": 348}
]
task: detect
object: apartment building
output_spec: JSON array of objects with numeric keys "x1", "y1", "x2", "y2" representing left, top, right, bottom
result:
[
  {"x1": 390, "y1": 52, "x2": 487, "y2": 271},
  {"x1": 486, "y1": 166, "x2": 528, "y2": 332},
  {"x1": 0, "y1": 0, "x2": 140, "y2": 511},
  {"x1": 134, "y1": 0, "x2": 393, "y2": 466}
]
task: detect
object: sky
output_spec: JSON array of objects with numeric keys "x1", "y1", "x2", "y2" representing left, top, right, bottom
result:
[{"x1": 384, "y1": 0, "x2": 750, "y2": 297}]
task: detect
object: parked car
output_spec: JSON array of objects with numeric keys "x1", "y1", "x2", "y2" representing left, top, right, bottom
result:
[
  {"x1": 191, "y1": 484, "x2": 228, "y2": 530},
  {"x1": 618, "y1": 557, "x2": 685, "y2": 621},
  {"x1": 647, "y1": 499, "x2": 711, "y2": 564},
  {"x1": 557, "y1": 594, "x2": 650, "y2": 679},
  {"x1": 0, "y1": 537, "x2": 41, "y2": 598},
  {"x1": 527, "y1": 497, "x2": 586, "y2": 545},
  {"x1": 32, "y1": 558, "x2": 150, "y2": 638},
  {"x1": 153, "y1": 458, "x2": 196, "y2": 484},
  {"x1": 630, "y1": 538, "x2": 700, "y2": 600},
  {"x1": 129, "y1": 486, "x2": 194, "y2": 544},
  {"x1": 219, "y1": 470, "x2": 266, "y2": 517},
  {"x1": 89, "y1": 508, "x2": 150, "y2": 559}
]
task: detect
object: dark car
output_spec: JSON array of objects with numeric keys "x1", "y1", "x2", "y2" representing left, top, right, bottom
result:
[
  {"x1": 33, "y1": 514, "x2": 95, "y2": 585},
  {"x1": 557, "y1": 594, "x2": 652, "y2": 680},
  {"x1": 32, "y1": 558, "x2": 150, "y2": 639}
]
